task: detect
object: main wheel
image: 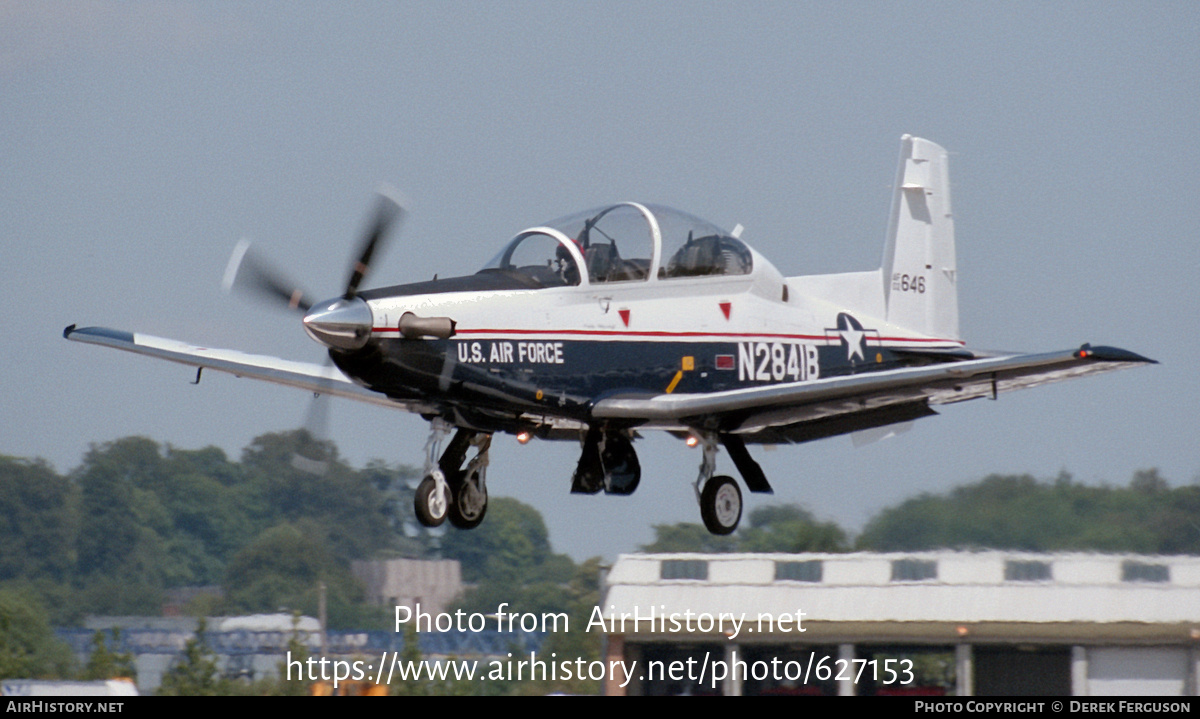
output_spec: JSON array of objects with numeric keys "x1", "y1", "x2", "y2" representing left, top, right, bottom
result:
[
  {"x1": 448, "y1": 469, "x2": 488, "y2": 530},
  {"x1": 414, "y1": 474, "x2": 449, "y2": 527},
  {"x1": 700, "y1": 475, "x2": 742, "y2": 535}
]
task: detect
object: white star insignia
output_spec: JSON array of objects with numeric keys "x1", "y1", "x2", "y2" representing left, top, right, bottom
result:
[{"x1": 840, "y1": 324, "x2": 866, "y2": 361}]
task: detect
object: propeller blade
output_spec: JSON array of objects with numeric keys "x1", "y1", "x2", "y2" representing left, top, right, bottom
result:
[
  {"x1": 290, "y1": 359, "x2": 338, "y2": 475},
  {"x1": 223, "y1": 239, "x2": 314, "y2": 312},
  {"x1": 344, "y1": 188, "x2": 405, "y2": 300}
]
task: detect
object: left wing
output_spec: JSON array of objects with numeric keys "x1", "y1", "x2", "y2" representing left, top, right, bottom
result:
[
  {"x1": 591, "y1": 345, "x2": 1155, "y2": 443},
  {"x1": 63, "y1": 325, "x2": 431, "y2": 413}
]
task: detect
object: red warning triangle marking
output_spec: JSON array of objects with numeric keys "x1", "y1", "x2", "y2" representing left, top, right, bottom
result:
[
  {"x1": 618, "y1": 309, "x2": 630, "y2": 327},
  {"x1": 719, "y1": 302, "x2": 731, "y2": 320}
]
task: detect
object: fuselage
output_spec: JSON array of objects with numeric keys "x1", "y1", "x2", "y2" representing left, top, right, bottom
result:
[{"x1": 321, "y1": 203, "x2": 963, "y2": 437}]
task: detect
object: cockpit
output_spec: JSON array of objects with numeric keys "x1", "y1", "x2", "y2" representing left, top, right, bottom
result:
[{"x1": 478, "y1": 203, "x2": 754, "y2": 288}]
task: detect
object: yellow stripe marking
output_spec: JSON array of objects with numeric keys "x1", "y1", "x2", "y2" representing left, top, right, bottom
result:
[{"x1": 665, "y1": 370, "x2": 684, "y2": 394}]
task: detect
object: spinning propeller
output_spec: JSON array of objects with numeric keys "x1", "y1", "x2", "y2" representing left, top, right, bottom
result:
[
  {"x1": 223, "y1": 189, "x2": 404, "y2": 349},
  {"x1": 222, "y1": 189, "x2": 405, "y2": 472}
]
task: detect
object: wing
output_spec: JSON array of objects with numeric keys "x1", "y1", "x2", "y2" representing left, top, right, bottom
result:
[
  {"x1": 591, "y1": 345, "x2": 1155, "y2": 444},
  {"x1": 63, "y1": 325, "x2": 432, "y2": 413}
]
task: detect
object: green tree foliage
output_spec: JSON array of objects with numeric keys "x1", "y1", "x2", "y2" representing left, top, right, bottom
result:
[
  {"x1": 640, "y1": 504, "x2": 848, "y2": 554},
  {"x1": 387, "y1": 623, "x2": 475, "y2": 695},
  {"x1": 0, "y1": 589, "x2": 74, "y2": 679},
  {"x1": 0, "y1": 457, "x2": 76, "y2": 583},
  {"x1": 440, "y1": 498, "x2": 603, "y2": 695},
  {"x1": 81, "y1": 629, "x2": 136, "y2": 681},
  {"x1": 440, "y1": 498, "x2": 562, "y2": 583},
  {"x1": 529, "y1": 557, "x2": 605, "y2": 694},
  {"x1": 240, "y1": 432, "x2": 398, "y2": 560},
  {"x1": 446, "y1": 497, "x2": 578, "y2": 619},
  {"x1": 157, "y1": 619, "x2": 220, "y2": 696},
  {"x1": 738, "y1": 505, "x2": 850, "y2": 553},
  {"x1": 222, "y1": 522, "x2": 375, "y2": 629},
  {"x1": 640, "y1": 522, "x2": 739, "y2": 553},
  {"x1": 74, "y1": 438, "x2": 159, "y2": 581},
  {"x1": 857, "y1": 470, "x2": 1200, "y2": 554},
  {"x1": 0, "y1": 432, "x2": 430, "y2": 620}
]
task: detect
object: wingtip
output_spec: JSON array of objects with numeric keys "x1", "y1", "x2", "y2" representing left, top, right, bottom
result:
[
  {"x1": 1077, "y1": 344, "x2": 1157, "y2": 364},
  {"x1": 63, "y1": 323, "x2": 76, "y2": 339}
]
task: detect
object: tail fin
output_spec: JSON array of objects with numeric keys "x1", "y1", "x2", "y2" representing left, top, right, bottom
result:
[{"x1": 881, "y1": 135, "x2": 959, "y2": 342}]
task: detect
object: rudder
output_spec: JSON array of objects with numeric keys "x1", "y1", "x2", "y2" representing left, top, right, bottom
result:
[{"x1": 881, "y1": 135, "x2": 959, "y2": 342}]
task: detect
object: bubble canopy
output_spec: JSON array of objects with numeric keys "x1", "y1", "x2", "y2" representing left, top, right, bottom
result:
[{"x1": 479, "y1": 203, "x2": 753, "y2": 288}]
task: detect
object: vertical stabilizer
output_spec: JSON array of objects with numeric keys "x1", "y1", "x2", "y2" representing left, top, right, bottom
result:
[{"x1": 881, "y1": 135, "x2": 959, "y2": 341}]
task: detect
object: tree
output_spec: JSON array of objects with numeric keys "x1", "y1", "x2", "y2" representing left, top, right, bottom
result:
[
  {"x1": 639, "y1": 522, "x2": 738, "y2": 554},
  {"x1": 0, "y1": 456, "x2": 76, "y2": 583},
  {"x1": 81, "y1": 629, "x2": 136, "y2": 681},
  {"x1": 74, "y1": 440, "x2": 153, "y2": 578},
  {"x1": 157, "y1": 618, "x2": 219, "y2": 696},
  {"x1": 0, "y1": 589, "x2": 74, "y2": 680},
  {"x1": 857, "y1": 470, "x2": 1200, "y2": 554},
  {"x1": 359, "y1": 459, "x2": 433, "y2": 554},
  {"x1": 440, "y1": 498, "x2": 559, "y2": 583},
  {"x1": 639, "y1": 506, "x2": 848, "y2": 555},
  {"x1": 239, "y1": 431, "x2": 397, "y2": 561},
  {"x1": 222, "y1": 522, "x2": 372, "y2": 628},
  {"x1": 737, "y1": 505, "x2": 850, "y2": 553}
]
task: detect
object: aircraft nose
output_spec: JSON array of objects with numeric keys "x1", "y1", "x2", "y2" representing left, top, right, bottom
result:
[{"x1": 302, "y1": 297, "x2": 373, "y2": 350}]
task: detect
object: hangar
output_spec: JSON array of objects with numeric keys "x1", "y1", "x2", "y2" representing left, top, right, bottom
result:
[{"x1": 600, "y1": 552, "x2": 1200, "y2": 696}]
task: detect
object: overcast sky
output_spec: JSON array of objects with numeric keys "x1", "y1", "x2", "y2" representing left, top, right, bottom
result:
[{"x1": 4, "y1": 2, "x2": 1197, "y2": 561}]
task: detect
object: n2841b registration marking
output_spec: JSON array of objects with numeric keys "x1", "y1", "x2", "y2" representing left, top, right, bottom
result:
[{"x1": 738, "y1": 342, "x2": 820, "y2": 382}]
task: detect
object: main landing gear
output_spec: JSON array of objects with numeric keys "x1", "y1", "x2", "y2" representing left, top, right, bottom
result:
[
  {"x1": 693, "y1": 435, "x2": 741, "y2": 535},
  {"x1": 692, "y1": 433, "x2": 774, "y2": 535},
  {"x1": 414, "y1": 419, "x2": 492, "y2": 530},
  {"x1": 571, "y1": 425, "x2": 641, "y2": 496}
]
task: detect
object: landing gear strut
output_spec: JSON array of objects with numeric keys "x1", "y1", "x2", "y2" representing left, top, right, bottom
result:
[
  {"x1": 571, "y1": 425, "x2": 641, "y2": 495},
  {"x1": 693, "y1": 434, "x2": 742, "y2": 535},
  {"x1": 448, "y1": 434, "x2": 490, "y2": 529},
  {"x1": 413, "y1": 419, "x2": 491, "y2": 530}
]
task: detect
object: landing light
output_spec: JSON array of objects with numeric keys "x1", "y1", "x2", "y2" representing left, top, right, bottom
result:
[
  {"x1": 685, "y1": 435, "x2": 699, "y2": 448},
  {"x1": 516, "y1": 432, "x2": 531, "y2": 445}
]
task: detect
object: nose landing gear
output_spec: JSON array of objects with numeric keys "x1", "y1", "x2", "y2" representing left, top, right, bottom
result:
[
  {"x1": 413, "y1": 419, "x2": 491, "y2": 530},
  {"x1": 447, "y1": 434, "x2": 490, "y2": 529}
]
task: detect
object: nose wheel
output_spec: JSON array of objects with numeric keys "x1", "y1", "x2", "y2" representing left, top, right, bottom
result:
[{"x1": 414, "y1": 473, "x2": 450, "y2": 527}]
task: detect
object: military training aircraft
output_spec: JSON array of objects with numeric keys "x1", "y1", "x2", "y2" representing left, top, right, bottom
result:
[{"x1": 65, "y1": 135, "x2": 1154, "y2": 535}]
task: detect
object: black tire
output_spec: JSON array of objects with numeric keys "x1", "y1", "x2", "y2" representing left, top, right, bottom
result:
[
  {"x1": 700, "y1": 475, "x2": 742, "y2": 535},
  {"x1": 414, "y1": 474, "x2": 448, "y2": 527},
  {"x1": 448, "y1": 470, "x2": 487, "y2": 530}
]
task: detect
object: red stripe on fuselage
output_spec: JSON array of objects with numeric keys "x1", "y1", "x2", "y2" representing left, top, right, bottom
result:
[{"x1": 370, "y1": 327, "x2": 964, "y2": 345}]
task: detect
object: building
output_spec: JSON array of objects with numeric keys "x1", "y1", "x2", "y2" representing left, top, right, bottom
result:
[
  {"x1": 601, "y1": 552, "x2": 1200, "y2": 696},
  {"x1": 351, "y1": 558, "x2": 462, "y2": 615}
]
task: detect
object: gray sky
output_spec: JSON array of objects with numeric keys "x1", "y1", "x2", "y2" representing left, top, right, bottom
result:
[{"x1": 4, "y1": 2, "x2": 1197, "y2": 561}]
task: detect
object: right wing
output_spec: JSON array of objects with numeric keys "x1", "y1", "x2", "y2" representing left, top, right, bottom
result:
[
  {"x1": 591, "y1": 344, "x2": 1155, "y2": 443},
  {"x1": 63, "y1": 325, "x2": 432, "y2": 413}
]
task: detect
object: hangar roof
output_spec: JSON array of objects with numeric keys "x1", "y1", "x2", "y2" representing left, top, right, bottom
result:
[{"x1": 603, "y1": 552, "x2": 1200, "y2": 644}]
